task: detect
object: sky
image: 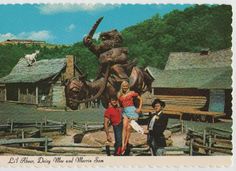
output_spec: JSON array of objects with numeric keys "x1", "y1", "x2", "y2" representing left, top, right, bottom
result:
[{"x1": 0, "y1": 4, "x2": 191, "y2": 45}]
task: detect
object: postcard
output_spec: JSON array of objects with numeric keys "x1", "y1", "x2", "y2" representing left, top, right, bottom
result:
[{"x1": 0, "y1": 0, "x2": 234, "y2": 167}]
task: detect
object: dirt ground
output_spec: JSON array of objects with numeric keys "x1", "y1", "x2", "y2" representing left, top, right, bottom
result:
[
  {"x1": 50, "y1": 126, "x2": 185, "y2": 149},
  {"x1": 0, "y1": 102, "x2": 232, "y2": 132},
  {"x1": 0, "y1": 102, "x2": 232, "y2": 155}
]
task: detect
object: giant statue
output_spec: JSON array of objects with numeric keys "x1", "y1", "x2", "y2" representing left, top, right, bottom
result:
[{"x1": 65, "y1": 17, "x2": 154, "y2": 109}]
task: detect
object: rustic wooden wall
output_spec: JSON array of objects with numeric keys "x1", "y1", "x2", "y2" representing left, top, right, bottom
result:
[
  {"x1": 19, "y1": 93, "x2": 36, "y2": 104},
  {"x1": 18, "y1": 85, "x2": 36, "y2": 104},
  {"x1": 0, "y1": 86, "x2": 6, "y2": 101},
  {"x1": 52, "y1": 81, "x2": 66, "y2": 108},
  {"x1": 153, "y1": 88, "x2": 210, "y2": 111}
]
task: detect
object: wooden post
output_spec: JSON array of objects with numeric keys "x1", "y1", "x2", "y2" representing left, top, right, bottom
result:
[
  {"x1": 44, "y1": 116, "x2": 47, "y2": 126},
  {"x1": 185, "y1": 123, "x2": 188, "y2": 133},
  {"x1": 190, "y1": 138, "x2": 193, "y2": 156},
  {"x1": 208, "y1": 136, "x2": 212, "y2": 154},
  {"x1": 179, "y1": 113, "x2": 183, "y2": 121},
  {"x1": 10, "y1": 120, "x2": 13, "y2": 133},
  {"x1": 21, "y1": 129, "x2": 25, "y2": 147},
  {"x1": 181, "y1": 120, "x2": 184, "y2": 134},
  {"x1": 35, "y1": 86, "x2": 38, "y2": 105},
  {"x1": 45, "y1": 137, "x2": 48, "y2": 152},
  {"x1": 84, "y1": 122, "x2": 88, "y2": 131},
  {"x1": 203, "y1": 129, "x2": 206, "y2": 145},
  {"x1": 63, "y1": 123, "x2": 67, "y2": 135},
  {"x1": 18, "y1": 88, "x2": 20, "y2": 102},
  {"x1": 4, "y1": 87, "x2": 7, "y2": 101},
  {"x1": 151, "y1": 88, "x2": 154, "y2": 95},
  {"x1": 40, "y1": 121, "x2": 43, "y2": 134}
]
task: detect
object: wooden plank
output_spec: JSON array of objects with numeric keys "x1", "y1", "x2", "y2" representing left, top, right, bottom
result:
[
  {"x1": 213, "y1": 138, "x2": 232, "y2": 144},
  {"x1": 189, "y1": 141, "x2": 232, "y2": 155},
  {"x1": 36, "y1": 125, "x2": 64, "y2": 129},
  {"x1": 213, "y1": 143, "x2": 232, "y2": 150},
  {"x1": 206, "y1": 127, "x2": 232, "y2": 133},
  {"x1": 167, "y1": 123, "x2": 181, "y2": 129},
  {"x1": 47, "y1": 119, "x2": 62, "y2": 125},
  {"x1": 156, "y1": 95, "x2": 207, "y2": 99},
  {"x1": 0, "y1": 124, "x2": 10, "y2": 127},
  {"x1": 0, "y1": 138, "x2": 52, "y2": 145},
  {"x1": 35, "y1": 86, "x2": 38, "y2": 105},
  {"x1": 165, "y1": 146, "x2": 189, "y2": 152},
  {"x1": 0, "y1": 145, "x2": 56, "y2": 156},
  {"x1": 49, "y1": 147, "x2": 102, "y2": 154},
  {"x1": 48, "y1": 143, "x2": 102, "y2": 148}
]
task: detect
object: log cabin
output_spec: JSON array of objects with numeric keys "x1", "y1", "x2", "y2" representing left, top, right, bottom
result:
[
  {"x1": 0, "y1": 55, "x2": 82, "y2": 108},
  {"x1": 145, "y1": 49, "x2": 232, "y2": 118}
]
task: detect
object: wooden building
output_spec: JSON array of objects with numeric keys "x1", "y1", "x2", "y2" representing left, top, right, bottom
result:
[
  {"x1": 148, "y1": 49, "x2": 232, "y2": 117},
  {"x1": 0, "y1": 39, "x2": 46, "y2": 45},
  {"x1": 0, "y1": 55, "x2": 82, "y2": 108}
]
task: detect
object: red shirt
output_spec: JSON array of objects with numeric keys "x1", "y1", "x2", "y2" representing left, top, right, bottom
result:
[
  {"x1": 119, "y1": 91, "x2": 139, "y2": 108},
  {"x1": 104, "y1": 107, "x2": 122, "y2": 126}
]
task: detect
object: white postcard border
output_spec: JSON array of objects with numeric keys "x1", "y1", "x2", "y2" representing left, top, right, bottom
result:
[{"x1": 0, "y1": 0, "x2": 235, "y2": 168}]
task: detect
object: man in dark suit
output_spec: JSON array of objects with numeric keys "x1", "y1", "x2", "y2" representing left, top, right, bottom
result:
[{"x1": 147, "y1": 99, "x2": 168, "y2": 156}]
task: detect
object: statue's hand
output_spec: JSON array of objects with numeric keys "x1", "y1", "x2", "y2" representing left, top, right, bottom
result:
[{"x1": 83, "y1": 36, "x2": 92, "y2": 46}]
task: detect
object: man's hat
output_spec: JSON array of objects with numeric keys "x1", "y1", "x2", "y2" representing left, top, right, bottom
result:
[{"x1": 152, "y1": 98, "x2": 166, "y2": 108}]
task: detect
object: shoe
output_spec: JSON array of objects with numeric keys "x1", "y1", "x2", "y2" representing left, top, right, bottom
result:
[
  {"x1": 116, "y1": 147, "x2": 122, "y2": 156},
  {"x1": 121, "y1": 146, "x2": 126, "y2": 155}
]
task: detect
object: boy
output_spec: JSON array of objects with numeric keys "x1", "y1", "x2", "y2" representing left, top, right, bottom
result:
[
  {"x1": 147, "y1": 98, "x2": 168, "y2": 156},
  {"x1": 104, "y1": 96, "x2": 123, "y2": 155}
]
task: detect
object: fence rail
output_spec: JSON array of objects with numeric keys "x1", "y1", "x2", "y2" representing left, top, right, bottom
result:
[{"x1": 0, "y1": 118, "x2": 67, "y2": 135}]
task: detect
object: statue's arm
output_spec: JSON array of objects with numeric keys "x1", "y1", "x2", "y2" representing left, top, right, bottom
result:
[{"x1": 83, "y1": 36, "x2": 106, "y2": 56}]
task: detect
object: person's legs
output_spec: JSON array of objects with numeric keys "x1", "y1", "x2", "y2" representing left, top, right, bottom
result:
[
  {"x1": 113, "y1": 122, "x2": 123, "y2": 156},
  {"x1": 113, "y1": 125, "x2": 118, "y2": 155},
  {"x1": 122, "y1": 116, "x2": 129, "y2": 151},
  {"x1": 148, "y1": 132, "x2": 157, "y2": 156},
  {"x1": 125, "y1": 120, "x2": 131, "y2": 148}
]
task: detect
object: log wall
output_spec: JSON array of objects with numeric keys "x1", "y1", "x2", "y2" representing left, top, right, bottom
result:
[
  {"x1": 52, "y1": 81, "x2": 66, "y2": 107},
  {"x1": 0, "y1": 86, "x2": 6, "y2": 101}
]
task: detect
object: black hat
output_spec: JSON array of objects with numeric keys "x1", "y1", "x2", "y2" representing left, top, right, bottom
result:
[{"x1": 152, "y1": 98, "x2": 166, "y2": 108}]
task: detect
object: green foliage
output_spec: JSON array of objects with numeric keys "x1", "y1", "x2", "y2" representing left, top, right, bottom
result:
[
  {"x1": 122, "y1": 4, "x2": 232, "y2": 69},
  {"x1": 0, "y1": 5, "x2": 232, "y2": 79}
]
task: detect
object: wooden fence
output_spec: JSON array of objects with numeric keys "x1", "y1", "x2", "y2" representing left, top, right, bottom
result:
[
  {"x1": 72, "y1": 121, "x2": 104, "y2": 132},
  {"x1": 186, "y1": 127, "x2": 232, "y2": 155},
  {"x1": 0, "y1": 118, "x2": 67, "y2": 135},
  {"x1": 102, "y1": 145, "x2": 191, "y2": 156},
  {"x1": 0, "y1": 137, "x2": 52, "y2": 152}
]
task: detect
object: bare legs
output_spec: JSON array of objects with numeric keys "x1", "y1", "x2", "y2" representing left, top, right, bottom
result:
[{"x1": 122, "y1": 116, "x2": 131, "y2": 152}]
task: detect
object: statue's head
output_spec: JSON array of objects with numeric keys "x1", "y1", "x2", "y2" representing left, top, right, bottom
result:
[
  {"x1": 99, "y1": 29, "x2": 123, "y2": 46},
  {"x1": 64, "y1": 76, "x2": 88, "y2": 110}
]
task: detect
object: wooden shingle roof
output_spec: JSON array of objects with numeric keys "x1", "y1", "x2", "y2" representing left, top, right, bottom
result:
[
  {"x1": 0, "y1": 58, "x2": 66, "y2": 83},
  {"x1": 152, "y1": 49, "x2": 232, "y2": 89},
  {"x1": 165, "y1": 49, "x2": 232, "y2": 70}
]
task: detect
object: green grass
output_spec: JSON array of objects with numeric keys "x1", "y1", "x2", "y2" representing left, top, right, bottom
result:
[{"x1": 0, "y1": 102, "x2": 104, "y2": 124}]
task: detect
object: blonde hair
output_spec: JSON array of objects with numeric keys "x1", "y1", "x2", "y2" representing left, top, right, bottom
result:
[{"x1": 117, "y1": 81, "x2": 130, "y2": 97}]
